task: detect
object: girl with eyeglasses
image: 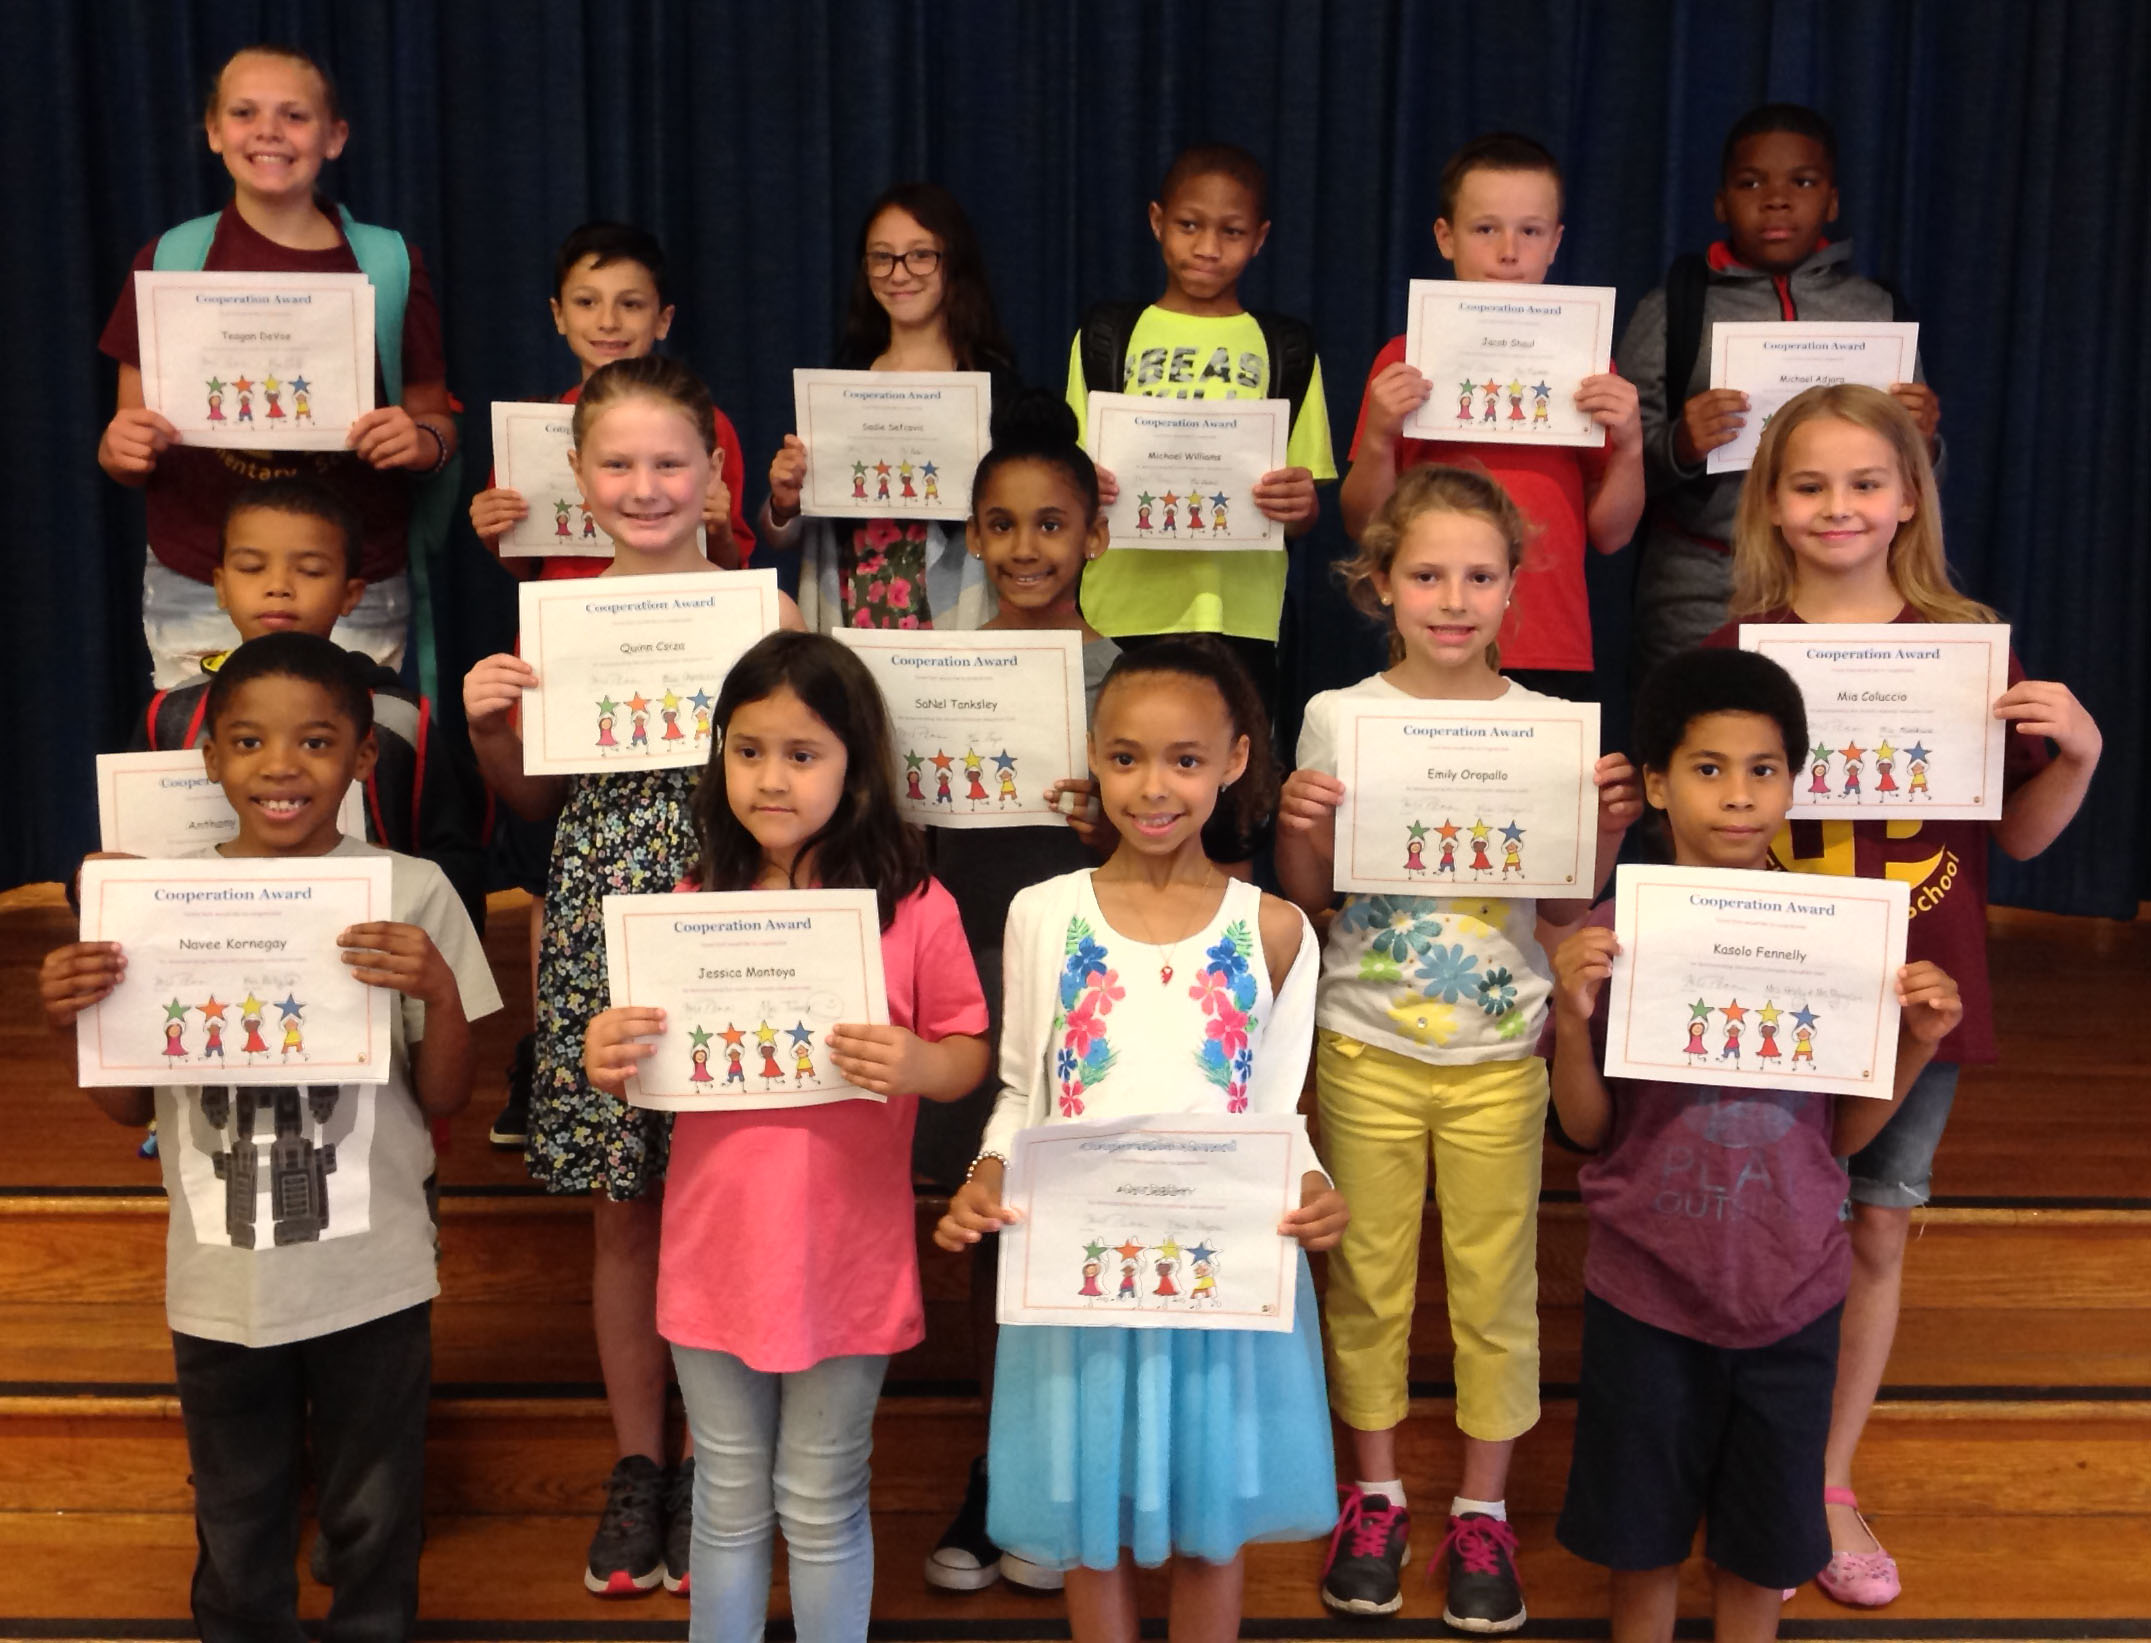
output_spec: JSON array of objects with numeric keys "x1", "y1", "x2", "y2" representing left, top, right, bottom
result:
[{"x1": 760, "y1": 183, "x2": 1022, "y2": 634}]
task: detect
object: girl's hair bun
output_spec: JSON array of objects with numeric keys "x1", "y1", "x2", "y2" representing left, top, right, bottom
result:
[{"x1": 989, "y1": 387, "x2": 1080, "y2": 452}]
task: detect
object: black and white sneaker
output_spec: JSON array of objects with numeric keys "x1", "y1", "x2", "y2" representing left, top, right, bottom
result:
[
  {"x1": 661, "y1": 1457, "x2": 693, "y2": 1594},
  {"x1": 489, "y1": 1033, "x2": 535, "y2": 1147},
  {"x1": 585, "y1": 1456, "x2": 666, "y2": 1596},
  {"x1": 1321, "y1": 1484, "x2": 1411, "y2": 1616},
  {"x1": 924, "y1": 1454, "x2": 1001, "y2": 1591},
  {"x1": 1438, "y1": 1513, "x2": 1526, "y2": 1634}
]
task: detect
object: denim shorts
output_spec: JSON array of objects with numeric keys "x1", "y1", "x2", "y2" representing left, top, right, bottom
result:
[{"x1": 1845, "y1": 1058, "x2": 1960, "y2": 1209}]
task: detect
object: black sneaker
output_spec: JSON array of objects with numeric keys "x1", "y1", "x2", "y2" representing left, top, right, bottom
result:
[
  {"x1": 585, "y1": 1456, "x2": 665, "y2": 1596},
  {"x1": 1321, "y1": 1484, "x2": 1410, "y2": 1617},
  {"x1": 1438, "y1": 1513, "x2": 1526, "y2": 1634},
  {"x1": 661, "y1": 1457, "x2": 693, "y2": 1595},
  {"x1": 923, "y1": 1454, "x2": 1001, "y2": 1591},
  {"x1": 489, "y1": 1033, "x2": 535, "y2": 1147}
]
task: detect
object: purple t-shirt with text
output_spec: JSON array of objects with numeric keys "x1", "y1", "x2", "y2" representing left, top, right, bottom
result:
[{"x1": 1572, "y1": 904, "x2": 1851, "y2": 1349}]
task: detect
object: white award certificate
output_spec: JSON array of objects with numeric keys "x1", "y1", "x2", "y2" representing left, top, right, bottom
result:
[
  {"x1": 1087, "y1": 392, "x2": 1289, "y2": 550},
  {"x1": 135, "y1": 271, "x2": 376, "y2": 452},
  {"x1": 1399, "y1": 279, "x2": 1616, "y2": 447},
  {"x1": 831, "y1": 628, "x2": 1089, "y2": 829},
  {"x1": 491, "y1": 402, "x2": 612, "y2": 558},
  {"x1": 97, "y1": 751, "x2": 365, "y2": 857},
  {"x1": 1706, "y1": 321, "x2": 1920, "y2": 473},
  {"x1": 517, "y1": 570, "x2": 780, "y2": 777},
  {"x1": 997, "y1": 1113, "x2": 1302, "y2": 1332},
  {"x1": 601, "y1": 889, "x2": 889, "y2": 1112},
  {"x1": 1740, "y1": 623, "x2": 2011, "y2": 820},
  {"x1": 76, "y1": 855, "x2": 395, "y2": 1088},
  {"x1": 1604, "y1": 865, "x2": 1910, "y2": 1101},
  {"x1": 793, "y1": 369, "x2": 993, "y2": 520},
  {"x1": 1331, "y1": 696, "x2": 1600, "y2": 898}
]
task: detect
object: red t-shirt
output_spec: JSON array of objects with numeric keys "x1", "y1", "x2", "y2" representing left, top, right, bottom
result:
[
  {"x1": 522, "y1": 381, "x2": 755, "y2": 581},
  {"x1": 657, "y1": 879, "x2": 988, "y2": 1371},
  {"x1": 99, "y1": 200, "x2": 447, "y2": 584},
  {"x1": 1349, "y1": 334, "x2": 1611, "y2": 672},
  {"x1": 1574, "y1": 907, "x2": 1850, "y2": 1348},
  {"x1": 1703, "y1": 606, "x2": 2048, "y2": 1064}
]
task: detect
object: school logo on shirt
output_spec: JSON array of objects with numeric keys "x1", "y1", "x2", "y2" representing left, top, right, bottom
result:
[
  {"x1": 1127, "y1": 346, "x2": 1265, "y2": 396},
  {"x1": 1772, "y1": 819, "x2": 1961, "y2": 919}
]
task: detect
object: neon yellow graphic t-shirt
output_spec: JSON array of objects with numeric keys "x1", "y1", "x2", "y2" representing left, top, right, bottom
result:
[{"x1": 1065, "y1": 306, "x2": 1336, "y2": 641}]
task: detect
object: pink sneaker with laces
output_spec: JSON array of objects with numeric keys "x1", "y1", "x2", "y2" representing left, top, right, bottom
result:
[{"x1": 1815, "y1": 1487, "x2": 1900, "y2": 1607}]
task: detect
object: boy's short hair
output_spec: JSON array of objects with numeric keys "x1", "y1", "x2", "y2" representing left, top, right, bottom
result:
[
  {"x1": 1720, "y1": 103, "x2": 1838, "y2": 179},
  {"x1": 205, "y1": 631, "x2": 374, "y2": 740},
  {"x1": 1437, "y1": 132, "x2": 1563, "y2": 222},
  {"x1": 554, "y1": 221, "x2": 669, "y2": 307},
  {"x1": 221, "y1": 478, "x2": 363, "y2": 583},
  {"x1": 1157, "y1": 142, "x2": 1269, "y2": 220},
  {"x1": 1632, "y1": 648, "x2": 1807, "y2": 777}
]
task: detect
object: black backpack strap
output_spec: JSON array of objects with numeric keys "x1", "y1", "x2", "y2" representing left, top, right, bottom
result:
[
  {"x1": 1662, "y1": 251, "x2": 1713, "y2": 411},
  {"x1": 1249, "y1": 310, "x2": 1317, "y2": 422},
  {"x1": 1079, "y1": 300, "x2": 1149, "y2": 398}
]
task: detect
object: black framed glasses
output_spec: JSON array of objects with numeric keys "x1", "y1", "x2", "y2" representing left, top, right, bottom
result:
[{"x1": 863, "y1": 248, "x2": 942, "y2": 278}]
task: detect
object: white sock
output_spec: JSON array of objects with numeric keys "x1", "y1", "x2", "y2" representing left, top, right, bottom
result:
[
  {"x1": 1356, "y1": 1478, "x2": 1406, "y2": 1510},
  {"x1": 1451, "y1": 1494, "x2": 1507, "y2": 1522}
]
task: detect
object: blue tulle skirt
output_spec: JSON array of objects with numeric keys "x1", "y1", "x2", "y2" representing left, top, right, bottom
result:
[{"x1": 986, "y1": 1254, "x2": 1336, "y2": 1570}]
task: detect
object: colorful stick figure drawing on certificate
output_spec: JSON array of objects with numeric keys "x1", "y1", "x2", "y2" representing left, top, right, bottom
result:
[
  {"x1": 1499, "y1": 819, "x2": 1525, "y2": 879},
  {"x1": 1719, "y1": 999, "x2": 1746, "y2": 1062},
  {"x1": 1404, "y1": 820, "x2": 1429, "y2": 877},
  {"x1": 1906, "y1": 743, "x2": 1930, "y2": 799},
  {"x1": 904, "y1": 751, "x2": 925, "y2": 801},
  {"x1": 1790, "y1": 1004, "x2": 1819, "y2": 1070},
  {"x1": 993, "y1": 749, "x2": 1019, "y2": 806},
  {"x1": 1755, "y1": 1001, "x2": 1783, "y2": 1065}
]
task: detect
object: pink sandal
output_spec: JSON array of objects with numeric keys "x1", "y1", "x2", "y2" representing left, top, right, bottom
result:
[{"x1": 1815, "y1": 1487, "x2": 1900, "y2": 1607}]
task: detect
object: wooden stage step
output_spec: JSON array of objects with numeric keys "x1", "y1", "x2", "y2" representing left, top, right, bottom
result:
[{"x1": 3, "y1": 1507, "x2": 2148, "y2": 1634}]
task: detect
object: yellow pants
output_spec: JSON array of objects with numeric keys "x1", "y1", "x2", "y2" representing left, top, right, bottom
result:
[{"x1": 1316, "y1": 1030, "x2": 1547, "y2": 1441}]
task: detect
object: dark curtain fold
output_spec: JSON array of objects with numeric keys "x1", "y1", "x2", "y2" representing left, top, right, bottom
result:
[{"x1": 12, "y1": 0, "x2": 2147, "y2": 915}]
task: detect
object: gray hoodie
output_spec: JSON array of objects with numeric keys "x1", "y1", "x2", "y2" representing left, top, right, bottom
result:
[{"x1": 1615, "y1": 240, "x2": 1929, "y2": 547}]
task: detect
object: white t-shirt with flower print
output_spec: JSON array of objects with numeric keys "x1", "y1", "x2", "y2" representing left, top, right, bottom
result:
[{"x1": 1297, "y1": 674, "x2": 1555, "y2": 1065}]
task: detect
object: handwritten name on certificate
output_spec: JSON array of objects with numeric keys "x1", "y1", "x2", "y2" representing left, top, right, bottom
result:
[
  {"x1": 76, "y1": 855, "x2": 394, "y2": 1089},
  {"x1": 1400, "y1": 280, "x2": 1616, "y2": 447},
  {"x1": 997, "y1": 1114, "x2": 1302, "y2": 1332},
  {"x1": 793, "y1": 369, "x2": 992, "y2": 520},
  {"x1": 832, "y1": 629, "x2": 1088, "y2": 830},
  {"x1": 602, "y1": 889, "x2": 889, "y2": 1112},
  {"x1": 1332, "y1": 696, "x2": 1599, "y2": 898},
  {"x1": 1706, "y1": 322, "x2": 1920, "y2": 473},
  {"x1": 97, "y1": 751, "x2": 365, "y2": 857},
  {"x1": 135, "y1": 271, "x2": 376, "y2": 453},
  {"x1": 491, "y1": 403, "x2": 612, "y2": 558},
  {"x1": 1605, "y1": 865, "x2": 1910, "y2": 1101},
  {"x1": 1741, "y1": 623, "x2": 2011, "y2": 820},
  {"x1": 518, "y1": 569, "x2": 780, "y2": 777},
  {"x1": 1088, "y1": 393, "x2": 1289, "y2": 551}
]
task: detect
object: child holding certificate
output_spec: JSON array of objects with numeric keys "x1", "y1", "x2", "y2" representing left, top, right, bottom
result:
[
  {"x1": 468, "y1": 221, "x2": 752, "y2": 576},
  {"x1": 1547, "y1": 647, "x2": 1962, "y2": 1637},
  {"x1": 916, "y1": 392, "x2": 1121, "y2": 1594},
  {"x1": 1274, "y1": 465, "x2": 1638, "y2": 1627},
  {"x1": 583, "y1": 630, "x2": 990, "y2": 1635},
  {"x1": 462, "y1": 357, "x2": 802, "y2": 1597},
  {"x1": 133, "y1": 476, "x2": 486, "y2": 930},
  {"x1": 39, "y1": 631, "x2": 501, "y2": 1637},
  {"x1": 763, "y1": 183, "x2": 1020, "y2": 630},
  {"x1": 1705, "y1": 385, "x2": 2100, "y2": 1608},
  {"x1": 97, "y1": 44, "x2": 459, "y2": 686},
  {"x1": 1338, "y1": 133, "x2": 1645, "y2": 698},
  {"x1": 936, "y1": 637, "x2": 1349, "y2": 1640},
  {"x1": 1616, "y1": 103, "x2": 1941, "y2": 677},
  {"x1": 1066, "y1": 144, "x2": 1337, "y2": 720}
]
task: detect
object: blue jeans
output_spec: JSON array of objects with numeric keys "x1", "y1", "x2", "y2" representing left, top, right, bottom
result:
[
  {"x1": 1846, "y1": 1059, "x2": 1960, "y2": 1208},
  {"x1": 670, "y1": 1344, "x2": 887, "y2": 1643}
]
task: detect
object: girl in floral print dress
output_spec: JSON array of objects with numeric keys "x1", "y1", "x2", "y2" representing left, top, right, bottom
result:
[
  {"x1": 463, "y1": 357, "x2": 803, "y2": 1596},
  {"x1": 1275, "y1": 466, "x2": 1639, "y2": 1628},
  {"x1": 937, "y1": 637, "x2": 1348, "y2": 1639}
]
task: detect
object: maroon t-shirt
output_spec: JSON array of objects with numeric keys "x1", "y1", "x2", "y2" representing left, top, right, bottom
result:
[
  {"x1": 100, "y1": 200, "x2": 447, "y2": 583},
  {"x1": 1703, "y1": 606, "x2": 2048, "y2": 1064},
  {"x1": 1572, "y1": 905, "x2": 1851, "y2": 1349}
]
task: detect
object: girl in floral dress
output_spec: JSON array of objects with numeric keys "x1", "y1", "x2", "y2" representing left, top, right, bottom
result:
[
  {"x1": 761, "y1": 183, "x2": 1021, "y2": 632},
  {"x1": 462, "y1": 356, "x2": 803, "y2": 1595},
  {"x1": 1274, "y1": 465, "x2": 1639, "y2": 1627},
  {"x1": 938, "y1": 637, "x2": 1348, "y2": 1638}
]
